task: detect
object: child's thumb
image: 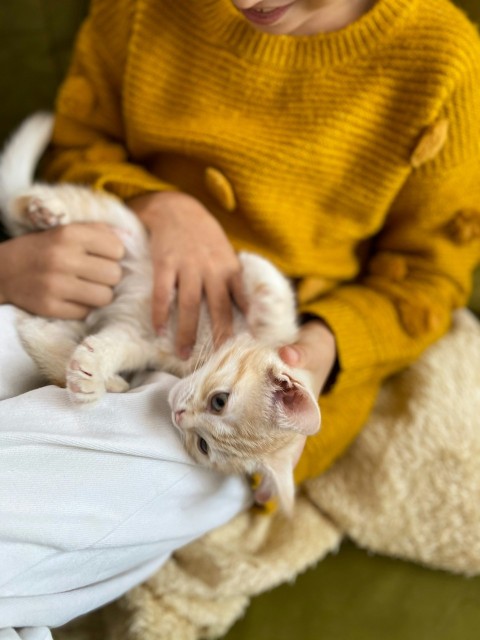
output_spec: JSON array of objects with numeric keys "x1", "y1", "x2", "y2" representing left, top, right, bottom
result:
[{"x1": 279, "y1": 344, "x2": 303, "y2": 367}]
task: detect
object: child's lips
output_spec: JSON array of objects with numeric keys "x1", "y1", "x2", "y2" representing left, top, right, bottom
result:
[{"x1": 241, "y1": 3, "x2": 293, "y2": 26}]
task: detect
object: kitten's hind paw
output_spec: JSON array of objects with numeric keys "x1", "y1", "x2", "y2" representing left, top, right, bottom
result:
[
  {"x1": 66, "y1": 340, "x2": 130, "y2": 403},
  {"x1": 66, "y1": 340, "x2": 106, "y2": 404},
  {"x1": 25, "y1": 197, "x2": 65, "y2": 229}
]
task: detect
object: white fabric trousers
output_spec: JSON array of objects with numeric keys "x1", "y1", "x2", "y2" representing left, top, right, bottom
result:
[{"x1": 0, "y1": 306, "x2": 251, "y2": 638}]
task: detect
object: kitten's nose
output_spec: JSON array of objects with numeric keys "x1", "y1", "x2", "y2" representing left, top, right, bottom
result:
[{"x1": 174, "y1": 409, "x2": 185, "y2": 425}]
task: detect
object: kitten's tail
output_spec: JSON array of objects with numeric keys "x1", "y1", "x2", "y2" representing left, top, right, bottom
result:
[{"x1": 0, "y1": 112, "x2": 54, "y2": 213}]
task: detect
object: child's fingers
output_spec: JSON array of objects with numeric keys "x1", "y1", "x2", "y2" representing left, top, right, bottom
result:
[
  {"x1": 70, "y1": 223, "x2": 126, "y2": 261},
  {"x1": 151, "y1": 268, "x2": 177, "y2": 334},
  {"x1": 24, "y1": 290, "x2": 92, "y2": 319},
  {"x1": 279, "y1": 344, "x2": 302, "y2": 367},
  {"x1": 175, "y1": 270, "x2": 202, "y2": 358},
  {"x1": 229, "y1": 269, "x2": 249, "y2": 315},
  {"x1": 75, "y1": 224, "x2": 125, "y2": 260},
  {"x1": 67, "y1": 278, "x2": 115, "y2": 308},
  {"x1": 45, "y1": 300, "x2": 92, "y2": 320},
  {"x1": 76, "y1": 255, "x2": 123, "y2": 287},
  {"x1": 205, "y1": 278, "x2": 234, "y2": 347}
]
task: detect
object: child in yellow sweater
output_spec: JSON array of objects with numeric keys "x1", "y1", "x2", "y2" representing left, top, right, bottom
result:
[
  {"x1": 0, "y1": 0, "x2": 479, "y2": 634},
  {"x1": 36, "y1": 0, "x2": 480, "y2": 478}
]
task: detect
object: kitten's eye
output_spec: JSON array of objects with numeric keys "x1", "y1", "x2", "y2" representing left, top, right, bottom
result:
[
  {"x1": 197, "y1": 436, "x2": 209, "y2": 456},
  {"x1": 209, "y1": 392, "x2": 230, "y2": 413}
]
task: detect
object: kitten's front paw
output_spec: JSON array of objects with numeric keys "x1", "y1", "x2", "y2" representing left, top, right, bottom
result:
[
  {"x1": 246, "y1": 281, "x2": 298, "y2": 345},
  {"x1": 237, "y1": 253, "x2": 298, "y2": 346},
  {"x1": 66, "y1": 340, "x2": 107, "y2": 403},
  {"x1": 24, "y1": 196, "x2": 65, "y2": 229}
]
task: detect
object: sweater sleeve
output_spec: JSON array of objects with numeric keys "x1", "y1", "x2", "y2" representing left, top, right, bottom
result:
[
  {"x1": 300, "y1": 59, "x2": 480, "y2": 394},
  {"x1": 44, "y1": 0, "x2": 175, "y2": 199}
]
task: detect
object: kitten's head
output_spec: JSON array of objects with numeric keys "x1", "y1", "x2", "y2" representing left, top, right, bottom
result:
[{"x1": 168, "y1": 334, "x2": 320, "y2": 514}]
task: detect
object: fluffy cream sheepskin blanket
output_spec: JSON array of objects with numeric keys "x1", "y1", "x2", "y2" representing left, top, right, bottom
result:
[{"x1": 60, "y1": 308, "x2": 480, "y2": 640}]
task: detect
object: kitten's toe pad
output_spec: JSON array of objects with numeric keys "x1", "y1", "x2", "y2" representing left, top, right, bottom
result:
[{"x1": 24, "y1": 197, "x2": 66, "y2": 229}]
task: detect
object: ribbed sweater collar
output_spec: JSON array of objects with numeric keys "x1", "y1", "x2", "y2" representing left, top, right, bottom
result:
[{"x1": 190, "y1": 0, "x2": 417, "y2": 68}]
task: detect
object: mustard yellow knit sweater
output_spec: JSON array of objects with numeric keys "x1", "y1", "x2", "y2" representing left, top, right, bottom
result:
[{"x1": 46, "y1": 0, "x2": 480, "y2": 483}]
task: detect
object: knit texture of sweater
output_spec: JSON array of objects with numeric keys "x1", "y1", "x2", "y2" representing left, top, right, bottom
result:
[{"x1": 46, "y1": 0, "x2": 480, "y2": 483}]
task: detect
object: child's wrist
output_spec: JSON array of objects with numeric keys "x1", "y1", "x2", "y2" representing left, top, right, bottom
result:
[
  {"x1": 127, "y1": 191, "x2": 173, "y2": 230},
  {"x1": 299, "y1": 318, "x2": 338, "y2": 393}
]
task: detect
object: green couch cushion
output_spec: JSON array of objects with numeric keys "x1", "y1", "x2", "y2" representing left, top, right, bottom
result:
[
  {"x1": 224, "y1": 541, "x2": 480, "y2": 640},
  {"x1": 0, "y1": 0, "x2": 89, "y2": 143}
]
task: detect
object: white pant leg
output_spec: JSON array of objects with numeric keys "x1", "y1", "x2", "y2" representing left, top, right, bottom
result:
[
  {"x1": 0, "y1": 306, "x2": 251, "y2": 630},
  {"x1": 0, "y1": 306, "x2": 45, "y2": 400},
  {"x1": 0, "y1": 629, "x2": 52, "y2": 640}
]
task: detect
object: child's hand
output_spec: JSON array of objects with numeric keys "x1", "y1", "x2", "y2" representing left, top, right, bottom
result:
[
  {"x1": 129, "y1": 191, "x2": 245, "y2": 359},
  {"x1": 279, "y1": 320, "x2": 337, "y2": 397},
  {"x1": 0, "y1": 223, "x2": 124, "y2": 318}
]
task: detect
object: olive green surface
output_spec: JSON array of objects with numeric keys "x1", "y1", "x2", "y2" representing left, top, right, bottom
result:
[
  {"x1": 224, "y1": 542, "x2": 480, "y2": 640},
  {"x1": 2, "y1": 2, "x2": 480, "y2": 639},
  {"x1": 0, "y1": 0, "x2": 89, "y2": 144}
]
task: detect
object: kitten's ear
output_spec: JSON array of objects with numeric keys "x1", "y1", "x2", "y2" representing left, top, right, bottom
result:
[{"x1": 271, "y1": 371, "x2": 321, "y2": 436}]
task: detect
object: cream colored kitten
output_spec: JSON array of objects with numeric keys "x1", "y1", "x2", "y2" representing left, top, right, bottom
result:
[{"x1": 0, "y1": 114, "x2": 321, "y2": 512}]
